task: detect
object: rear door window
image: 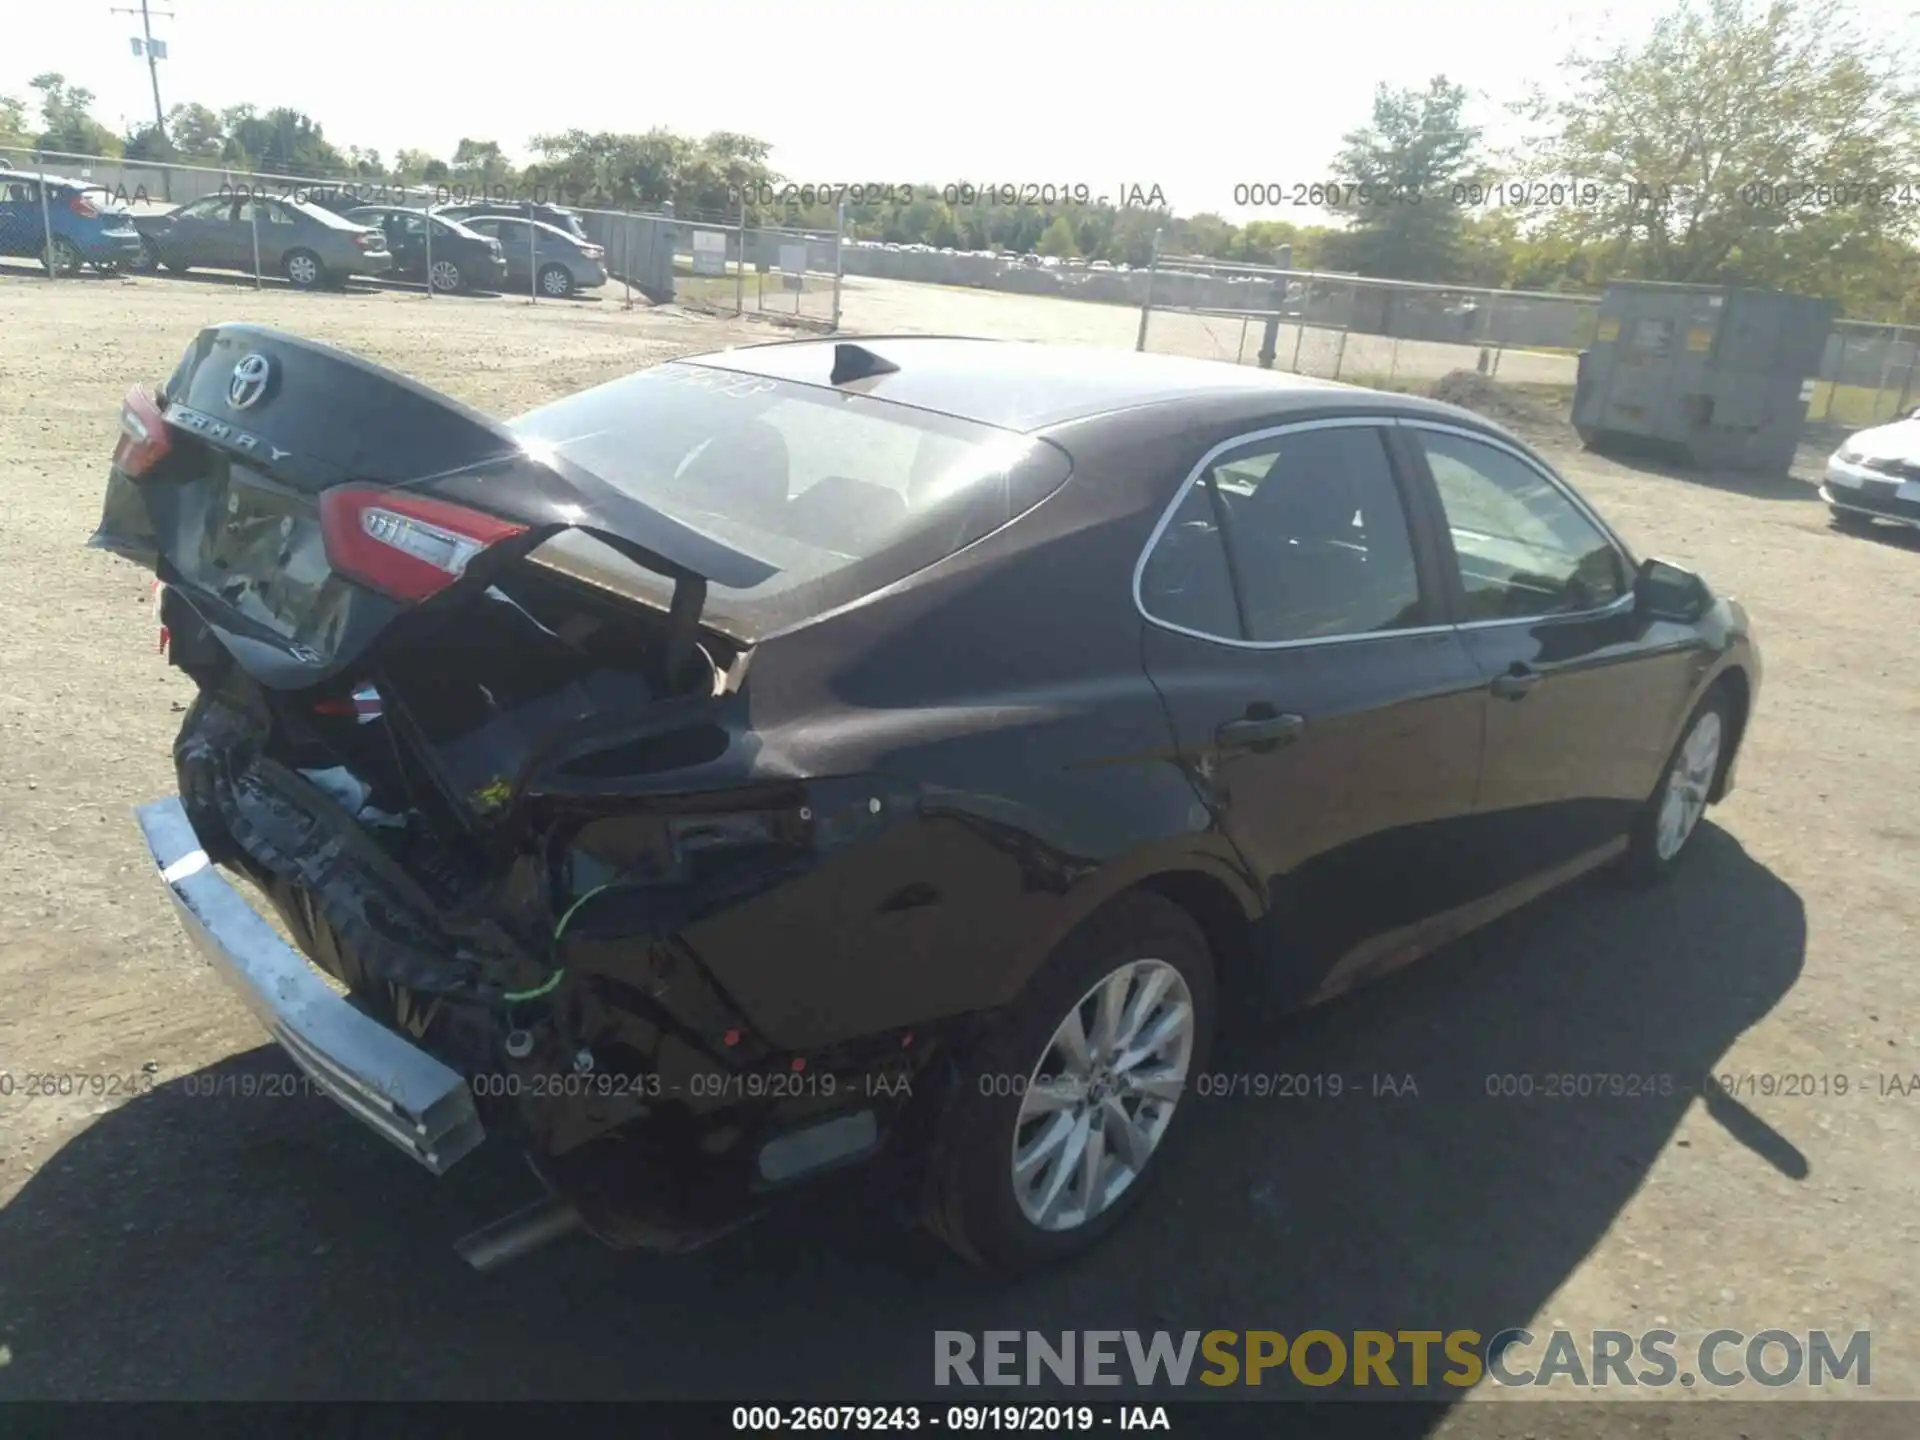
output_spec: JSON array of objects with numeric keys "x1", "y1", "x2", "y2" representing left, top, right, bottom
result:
[{"x1": 1139, "y1": 422, "x2": 1429, "y2": 643}]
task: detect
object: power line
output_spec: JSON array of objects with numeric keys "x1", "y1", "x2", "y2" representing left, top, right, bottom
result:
[{"x1": 110, "y1": 0, "x2": 174, "y2": 137}]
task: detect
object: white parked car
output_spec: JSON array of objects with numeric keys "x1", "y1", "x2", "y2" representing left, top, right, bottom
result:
[{"x1": 1822, "y1": 411, "x2": 1920, "y2": 534}]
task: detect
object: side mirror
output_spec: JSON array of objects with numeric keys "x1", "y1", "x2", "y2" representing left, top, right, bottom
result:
[{"x1": 1635, "y1": 557, "x2": 1712, "y2": 623}]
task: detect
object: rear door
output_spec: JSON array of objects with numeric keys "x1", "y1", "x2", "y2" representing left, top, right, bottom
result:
[
  {"x1": 236, "y1": 196, "x2": 301, "y2": 271},
  {"x1": 0, "y1": 176, "x2": 38, "y2": 258},
  {"x1": 1400, "y1": 420, "x2": 1696, "y2": 884},
  {"x1": 169, "y1": 194, "x2": 242, "y2": 268},
  {"x1": 386, "y1": 210, "x2": 429, "y2": 276},
  {"x1": 1138, "y1": 416, "x2": 1490, "y2": 1004}
]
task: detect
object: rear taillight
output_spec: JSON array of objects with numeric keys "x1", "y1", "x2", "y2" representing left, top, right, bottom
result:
[
  {"x1": 319, "y1": 487, "x2": 528, "y2": 603},
  {"x1": 580, "y1": 243, "x2": 604, "y2": 260},
  {"x1": 113, "y1": 385, "x2": 172, "y2": 479},
  {"x1": 355, "y1": 231, "x2": 380, "y2": 250},
  {"x1": 68, "y1": 193, "x2": 99, "y2": 218}
]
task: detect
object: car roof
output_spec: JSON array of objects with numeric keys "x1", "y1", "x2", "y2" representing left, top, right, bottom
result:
[{"x1": 674, "y1": 335, "x2": 1484, "y2": 433}]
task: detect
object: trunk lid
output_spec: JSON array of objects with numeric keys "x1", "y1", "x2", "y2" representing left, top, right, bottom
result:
[{"x1": 91, "y1": 323, "x2": 773, "y2": 690}]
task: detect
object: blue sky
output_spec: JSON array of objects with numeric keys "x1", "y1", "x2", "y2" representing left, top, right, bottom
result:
[{"x1": 7, "y1": 0, "x2": 1918, "y2": 220}]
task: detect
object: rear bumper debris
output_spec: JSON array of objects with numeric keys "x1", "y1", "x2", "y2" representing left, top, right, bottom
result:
[{"x1": 135, "y1": 793, "x2": 486, "y2": 1174}]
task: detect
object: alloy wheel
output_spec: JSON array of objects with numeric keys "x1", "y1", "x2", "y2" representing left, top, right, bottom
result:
[
  {"x1": 1010, "y1": 957, "x2": 1194, "y2": 1232},
  {"x1": 287, "y1": 253, "x2": 320, "y2": 287},
  {"x1": 1656, "y1": 710, "x2": 1722, "y2": 860},
  {"x1": 429, "y1": 260, "x2": 461, "y2": 293}
]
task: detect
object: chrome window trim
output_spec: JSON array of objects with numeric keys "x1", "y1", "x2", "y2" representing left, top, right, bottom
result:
[
  {"x1": 1132, "y1": 413, "x2": 1641, "y2": 650},
  {"x1": 1131, "y1": 415, "x2": 1454, "y2": 652}
]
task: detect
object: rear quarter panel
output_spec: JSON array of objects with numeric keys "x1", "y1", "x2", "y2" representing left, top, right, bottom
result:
[{"x1": 668, "y1": 413, "x2": 1261, "y2": 1050}]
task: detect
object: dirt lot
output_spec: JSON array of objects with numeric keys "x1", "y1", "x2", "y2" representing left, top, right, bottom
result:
[{"x1": 1, "y1": 266, "x2": 1917, "y2": 1422}]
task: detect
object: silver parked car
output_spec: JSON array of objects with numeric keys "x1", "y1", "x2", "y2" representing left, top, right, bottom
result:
[
  {"x1": 453, "y1": 214, "x2": 607, "y2": 297},
  {"x1": 132, "y1": 194, "x2": 393, "y2": 289}
]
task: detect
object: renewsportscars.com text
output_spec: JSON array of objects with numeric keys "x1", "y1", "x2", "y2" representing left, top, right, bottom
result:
[{"x1": 934, "y1": 1329, "x2": 1871, "y2": 1390}]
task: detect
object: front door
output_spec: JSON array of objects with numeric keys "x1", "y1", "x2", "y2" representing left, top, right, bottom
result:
[
  {"x1": 1138, "y1": 417, "x2": 1490, "y2": 1005},
  {"x1": 1400, "y1": 422, "x2": 1699, "y2": 886}
]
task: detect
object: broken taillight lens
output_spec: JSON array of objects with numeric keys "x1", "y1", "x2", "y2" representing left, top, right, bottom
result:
[
  {"x1": 319, "y1": 486, "x2": 529, "y2": 603},
  {"x1": 113, "y1": 385, "x2": 173, "y2": 479}
]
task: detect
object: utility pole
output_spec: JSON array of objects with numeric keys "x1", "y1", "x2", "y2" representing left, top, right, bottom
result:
[
  {"x1": 113, "y1": 0, "x2": 174, "y2": 138},
  {"x1": 112, "y1": 0, "x2": 175, "y2": 197}
]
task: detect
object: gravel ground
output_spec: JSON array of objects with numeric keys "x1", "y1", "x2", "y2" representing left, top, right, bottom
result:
[{"x1": 0, "y1": 265, "x2": 1916, "y2": 1424}]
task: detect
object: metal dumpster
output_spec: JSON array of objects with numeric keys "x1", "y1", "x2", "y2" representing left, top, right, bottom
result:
[{"x1": 1572, "y1": 281, "x2": 1836, "y2": 473}]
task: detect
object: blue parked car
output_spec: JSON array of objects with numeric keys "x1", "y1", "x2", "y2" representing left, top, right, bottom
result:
[{"x1": 0, "y1": 169, "x2": 146, "y2": 275}]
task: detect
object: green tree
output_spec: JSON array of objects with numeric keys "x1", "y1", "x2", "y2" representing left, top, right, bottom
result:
[
  {"x1": 1517, "y1": 0, "x2": 1920, "y2": 286},
  {"x1": 1036, "y1": 214, "x2": 1079, "y2": 258},
  {"x1": 121, "y1": 122, "x2": 175, "y2": 162},
  {"x1": 29, "y1": 73, "x2": 121, "y2": 157},
  {"x1": 166, "y1": 102, "x2": 225, "y2": 160},
  {"x1": 222, "y1": 107, "x2": 344, "y2": 176},
  {"x1": 1, "y1": 94, "x2": 34, "y2": 150},
  {"x1": 449, "y1": 137, "x2": 514, "y2": 189},
  {"x1": 1318, "y1": 75, "x2": 1483, "y2": 280},
  {"x1": 392, "y1": 148, "x2": 440, "y2": 183}
]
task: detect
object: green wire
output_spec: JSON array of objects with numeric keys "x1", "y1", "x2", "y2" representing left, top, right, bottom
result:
[{"x1": 500, "y1": 882, "x2": 617, "y2": 1003}]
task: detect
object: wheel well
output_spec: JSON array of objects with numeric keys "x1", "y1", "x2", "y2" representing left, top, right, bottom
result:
[
  {"x1": 1133, "y1": 870, "x2": 1257, "y2": 1003},
  {"x1": 1707, "y1": 665, "x2": 1751, "y2": 802}
]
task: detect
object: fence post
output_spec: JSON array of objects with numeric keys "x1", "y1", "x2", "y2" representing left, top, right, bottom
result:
[
  {"x1": 35, "y1": 153, "x2": 57, "y2": 280},
  {"x1": 1332, "y1": 279, "x2": 1354, "y2": 380},
  {"x1": 1258, "y1": 283, "x2": 1283, "y2": 370},
  {"x1": 1873, "y1": 327, "x2": 1899, "y2": 422},
  {"x1": 1292, "y1": 277, "x2": 1308, "y2": 372},
  {"x1": 249, "y1": 184, "x2": 262, "y2": 290},
  {"x1": 1892, "y1": 334, "x2": 1918, "y2": 419},
  {"x1": 832, "y1": 197, "x2": 845, "y2": 332},
  {"x1": 616, "y1": 218, "x2": 630, "y2": 310},
  {"x1": 1135, "y1": 228, "x2": 1163, "y2": 352},
  {"x1": 527, "y1": 201, "x2": 538, "y2": 304},
  {"x1": 423, "y1": 199, "x2": 434, "y2": 299},
  {"x1": 736, "y1": 198, "x2": 748, "y2": 317}
]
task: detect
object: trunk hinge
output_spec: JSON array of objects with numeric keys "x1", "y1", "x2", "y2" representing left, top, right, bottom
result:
[{"x1": 663, "y1": 573, "x2": 708, "y2": 690}]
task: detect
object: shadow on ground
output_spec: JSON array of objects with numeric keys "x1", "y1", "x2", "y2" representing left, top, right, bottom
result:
[{"x1": 0, "y1": 827, "x2": 1804, "y2": 1422}]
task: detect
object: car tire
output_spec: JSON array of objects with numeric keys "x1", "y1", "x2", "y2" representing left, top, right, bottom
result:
[
  {"x1": 922, "y1": 892, "x2": 1216, "y2": 1274},
  {"x1": 538, "y1": 263, "x2": 574, "y2": 298},
  {"x1": 283, "y1": 249, "x2": 325, "y2": 289},
  {"x1": 427, "y1": 258, "x2": 464, "y2": 294},
  {"x1": 42, "y1": 237, "x2": 83, "y2": 277},
  {"x1": 1621, "y1": 684, "x2": 1733, "y2": 885},
  {"x1": 1829, "y1": 506, "x2": 1875, "y2": 534}
]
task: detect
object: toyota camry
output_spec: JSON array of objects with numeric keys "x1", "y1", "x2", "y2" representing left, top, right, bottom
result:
[{"x1": 94, "y1": 328, "x2": 1761, "y2": 1274}]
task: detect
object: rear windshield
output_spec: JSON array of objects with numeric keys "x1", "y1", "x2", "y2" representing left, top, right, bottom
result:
[{"x1": 508, "y1": 361, "x2": 1072, "y2": 633}]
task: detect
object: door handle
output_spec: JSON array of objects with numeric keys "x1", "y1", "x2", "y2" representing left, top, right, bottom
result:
[
  {"x1": 1215, "y1": 710, "x2": 1306, "y2": 751},
  {"x1": 1489, "y1": 664, "x2": 1540, "y2": 700}
]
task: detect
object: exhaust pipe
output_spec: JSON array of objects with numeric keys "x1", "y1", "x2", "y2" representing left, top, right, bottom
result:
[{"x1": 454, "y1": 1196, "x2": 584, "y2": 1272}]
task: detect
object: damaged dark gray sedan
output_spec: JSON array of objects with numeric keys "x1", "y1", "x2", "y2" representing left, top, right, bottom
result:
[{"x1": 96, "y1": 325, "x2": 1759, "y2": 1274}]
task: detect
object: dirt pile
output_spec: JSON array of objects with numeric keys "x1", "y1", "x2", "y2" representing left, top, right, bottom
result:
[{"x1": 1424, "y1": 369, "x2": 1574, "y2": 442}]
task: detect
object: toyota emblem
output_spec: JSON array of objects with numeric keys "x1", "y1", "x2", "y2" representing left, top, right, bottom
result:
[{"x1": 228, "y1": 353, "x2": 273, "y2": 410}]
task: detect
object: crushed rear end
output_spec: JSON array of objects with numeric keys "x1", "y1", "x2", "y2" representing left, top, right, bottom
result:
[{"x1": 96, "y1": 324, "x2": 933, "y2": 1260}]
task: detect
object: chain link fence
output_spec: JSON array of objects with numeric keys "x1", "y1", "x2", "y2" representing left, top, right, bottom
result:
[
  {"x1": 1135, "y1": 255, "x2": 1920, "y2": 456},
  {"x1": 1134, "y1": 256, "x2": 1592, "y2": 391},
  {"x1": 670, "y1": 204, "x2": 843, "y2": 330},
  {"x1": 0, "y1": 147, "x2": 842, "y2": 327}
]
